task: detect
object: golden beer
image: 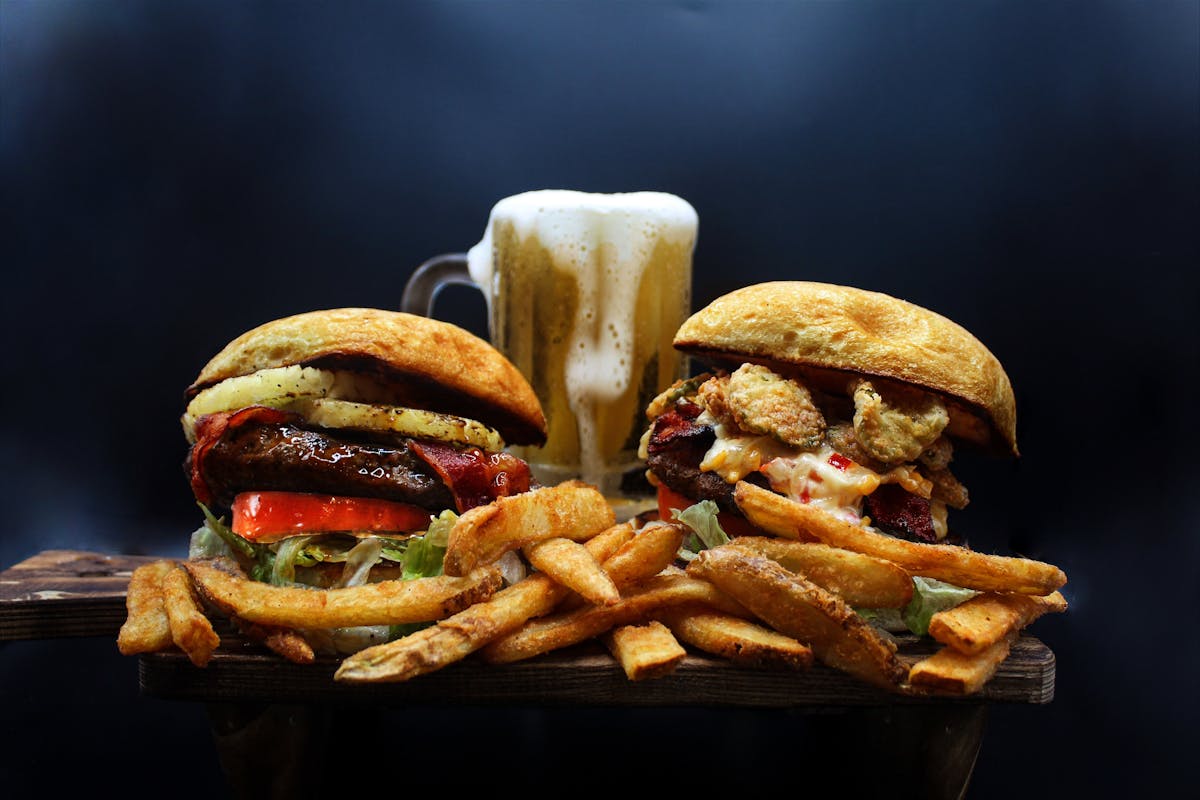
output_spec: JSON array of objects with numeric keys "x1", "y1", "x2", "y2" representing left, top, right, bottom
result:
[{"x1": 467, "y1": 191, "x2": 697, "y2": 501}]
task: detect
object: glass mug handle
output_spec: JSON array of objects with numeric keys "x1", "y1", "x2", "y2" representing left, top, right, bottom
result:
[{"x1": 400, "y1": 252, "x2": 477, "y2": 317}]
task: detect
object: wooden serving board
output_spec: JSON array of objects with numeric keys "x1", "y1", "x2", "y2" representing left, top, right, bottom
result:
[
  {"x1": 0, "y1": 550, "x2": 164, "y2": 640},
  {"x1": 139, "y1": 634, "x2": 1054, "y2": 708},
  {"x1": 0, "y1": 550, "x2": 1056, "y2": 707}
]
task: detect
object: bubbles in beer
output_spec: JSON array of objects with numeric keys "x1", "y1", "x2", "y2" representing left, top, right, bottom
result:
[{"x1": 467, "y1": 190, "x2": 697, "y2": 495}]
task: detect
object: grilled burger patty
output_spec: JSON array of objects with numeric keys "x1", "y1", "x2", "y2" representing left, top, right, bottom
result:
[
  {"x1": 645, "y1": 407, "x2": 769, "y2": 515},
  {"x1": 190, "y1": 421, "x2": 456, "y2": 511}
]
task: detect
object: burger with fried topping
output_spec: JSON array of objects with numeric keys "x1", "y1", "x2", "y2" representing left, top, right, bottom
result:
[{"x1": 640, "y1": 281, "x2": 1018, "y2": 632}]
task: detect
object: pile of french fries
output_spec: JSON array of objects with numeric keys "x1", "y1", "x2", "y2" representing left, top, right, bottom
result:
[{"x1": 118, "y1": 479, "x2": 1067, "y2": 695}]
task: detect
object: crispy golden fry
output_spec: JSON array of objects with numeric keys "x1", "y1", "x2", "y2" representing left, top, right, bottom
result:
[
  {"x1": 600, "y1": 522, "x2": 688, "y2": 588},
  {"x1": 734, "y1": 481, "x2": 1067, "y2": 595},
  {"x1": 524, "y1": 538, "x2": 620, "y2": 606},
  {"x1": 333, "y1": 523, "x2": 633, "y2": 683},
  {"x1": 161, "y1": 563, "x2": 220, "y2": 667},
  {"x1": 117, "y1": 560, "x2": 176, "y2": 655},
  {"x1": 659, "y1": 608, "x2": 813, "y2": 670},
  {"x1": 603, "y1": 621, "x2": 687, "y2": 681},
  {"x1": 554, "y1": 520, "x2": 685, "y2": 613},
  {"x1": 479, "y1": 573, "x2": 749, "y2": 665},
  {"x1": 722, "y1": 537, "x2": 913, "y2": 608},
  {"x1": 908, "y1": 633, "x2": 1016, "y2": 694},
  {"x1": 443, "y1": 481, "x2": 616, "y2": 576},
  {"x1": 929, "y1": 590, "x2": 1067, "y2": 655},
  {"x1": 231, "y1": 616, "x2": 316, "y2": 665},
  {"x1": 185, "y1": 558, "x2": 504, "y2": 629},
  {"x1": 686, "y1": 548, "x2": 908, "y2": 691}
]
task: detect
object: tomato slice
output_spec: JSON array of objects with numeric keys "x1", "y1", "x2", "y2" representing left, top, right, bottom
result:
[
  {"x1": 231, "y1": 491, "x2": 433, "y2": 543},
  {"x1": 655, "y1": 484, "x2": 762, "y2": 539}
]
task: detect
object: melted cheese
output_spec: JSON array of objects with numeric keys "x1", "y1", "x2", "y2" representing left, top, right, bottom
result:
[
  {"x1": 759, "y1": 448, "x2": 881, "y2": 526},
  {"x1": 694, "y1": 409, "x2": 954, "y2": 538},
  {"x1": 696, "y1": 411, "x2": 795, "y2": 483}
]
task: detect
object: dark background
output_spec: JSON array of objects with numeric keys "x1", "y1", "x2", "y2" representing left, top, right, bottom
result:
[{"x1": 2, "y1": 1, "x2": 1196, "y2": 796}]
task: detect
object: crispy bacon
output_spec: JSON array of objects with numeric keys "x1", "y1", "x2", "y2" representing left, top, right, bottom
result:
[
  {"x1": 864, "y1": 483, "x2": 937, "y2": 543},
  {"x1": 645, "y1": 404, "x2": 706, "y2": 455},
  {"x1": 410, "y1": 440, "x2": 533, "y2": 512}
]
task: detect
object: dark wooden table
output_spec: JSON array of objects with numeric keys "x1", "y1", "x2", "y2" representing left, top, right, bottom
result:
[{"x1": 1, "y1": 549, "x2": 1058, "y2": 798}]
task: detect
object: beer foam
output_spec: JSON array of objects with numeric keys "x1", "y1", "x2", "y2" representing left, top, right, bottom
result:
[{"x1": 468, "y1": 190, "x2": 698, "y2": 487}]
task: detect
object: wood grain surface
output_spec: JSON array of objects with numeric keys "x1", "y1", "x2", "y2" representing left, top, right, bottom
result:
[
  {"x1": 0, "y1": 550, "x2": 164, "y2": 640},
  {"x1": 139, "y1": 633, "x2": 1054, "y2": 707}
]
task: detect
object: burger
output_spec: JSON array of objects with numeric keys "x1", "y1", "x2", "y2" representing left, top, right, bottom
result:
[
  {"x1": 641, "y1": 281, "x2": 1018, "y2": 629},
  {"x1": 181, "y1": 307, "x2": 546, "y2": 615}
]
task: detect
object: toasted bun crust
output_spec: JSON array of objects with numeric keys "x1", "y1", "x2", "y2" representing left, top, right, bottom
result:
[
  {"x1": 673, "y1": 282, "x2": 1017, "y2": 456},
  {"x1": 187, "y1": 308, "x2": 547, "y2": 446}
]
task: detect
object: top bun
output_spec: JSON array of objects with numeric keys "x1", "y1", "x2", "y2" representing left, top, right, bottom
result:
[
  {"x1": 186, "y1": 308, "x2": 547, "y2": 446},
  {"x1": 673, "y1": 281, "x2": 1018, "y2": 456}
]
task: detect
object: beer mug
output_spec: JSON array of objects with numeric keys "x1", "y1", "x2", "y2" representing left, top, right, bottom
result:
[{"x1": 401, "y1": 190, "x2": 698, "y2": 509}]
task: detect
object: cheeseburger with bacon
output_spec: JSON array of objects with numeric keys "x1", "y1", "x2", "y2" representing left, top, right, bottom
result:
[
  {"x1": 643, "y1": 281, "x2": 1016, "y2": 553},
  {"x1": 182, "y1": 308, "x2": 546, "y2": 593}
]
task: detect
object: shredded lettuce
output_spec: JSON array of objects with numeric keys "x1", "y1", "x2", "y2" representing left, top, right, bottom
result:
[
  {"x1": 271, "y1": 535, "x2": 317, "y2": 586},
  {"x1": 901, "y1": 577, "x2": 978, "y2": 636},
  {"x1": 193, "y1": 503, "x2": 275, "y2": 581},
  {"x1": 670, "y1": 500, "x2": 731, "y2": 560},
  {"x1": 402, "y1": 510, "x2": 456, "y2": 580},
  {"x1": 336, "y1": 537, "x2": 384, "y2": 588}
]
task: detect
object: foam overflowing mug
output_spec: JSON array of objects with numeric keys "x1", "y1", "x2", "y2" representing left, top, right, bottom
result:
[{"x1": 402, "y1": 190, "x2": 697, "y2": 509}]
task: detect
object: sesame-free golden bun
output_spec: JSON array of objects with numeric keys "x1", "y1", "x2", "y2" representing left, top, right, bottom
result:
[
  {"x1": 672, "y1": 281, "x2": 1018, "y2": 456},
  {"x1": 186, "y1": 307, "x2": 547, "y2": 446}
]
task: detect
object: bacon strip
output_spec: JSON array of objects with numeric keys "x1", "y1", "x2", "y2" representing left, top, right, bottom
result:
[{"x1": 410, "y1": 440, "x2": 533, "y2": 513}]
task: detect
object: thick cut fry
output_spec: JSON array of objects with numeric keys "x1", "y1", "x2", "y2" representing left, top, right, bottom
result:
[
  {"x1": 722, "y1": 537, "x2": 913, "y2": 608},
  {"x1": 524, "y1": 538, "x2": 620, "y2": 606},
  {"x1": 659, "y1": 608, "x2": 813, "y2": 670},
  {"x1": 443, "y1": 481, "x2": 616, "y2": 576},
  {"x1": 735, "y1": 481, "x2": 1067, "y2": 595},
  {"x1": 908, "y1": 633, "x2": 1016, "y2": 694},
  {"x1": 231, "y1": 616, "x2": 316, "y2": 665},
  {"x1": 479, "y1": 573, "x2": 749, "y2": 665},
  {"x1": 117, "y1": 560, "x2": 176, "y2": 655},
  {"x1": 603, "y1": 621, "x2": 687, "y2": 681},
  {"x1": 185, "y1": 558, "x2": 504, "y2": 629},
  {"x1": 686, "y1": 548, "x2": 908, "y2": 691},
  {"x1": 333, "y1": 523, "x2": 633, "y2": 683},
  {"x1": 162, "y1": 563, "x2": 220, "y2": 667},
  {"x1": 929, "y1": 590, "x2": 1067, "y2": 655},
  {"x1": 600, "y1": 522, "x2": 688, "y2": 588}
]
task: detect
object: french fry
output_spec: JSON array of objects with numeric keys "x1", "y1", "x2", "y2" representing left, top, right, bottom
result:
[
  {"x1": 185, "y1": 558, "x2": 504, "y2": 629},
  {"x1": 524, "y1": 538, "x2": 620, "y2": 606},
  {"x1": 599, "y1": 522, "x2": 688, "y2": 588},
  {"x1": 333, "y1": 522, "x2": 633, "y2": 683},
  {"x1": 442, "y1": 480, "x2": 616, "y2": 576},
  {"x1": 722, "y1": 537, "x2": 913, "y2": 608},
  {"x1": 117, "y1": 560, "x2": 176, "y2": 655},
  {"x1": 735, "y1": 481, "x2": 1067, "y2": 595},
  {"x1": 479, "y1": 573, "x2": 749, "y2": 665},
  {"x1": 161, "y1": 563, "x2": 220, "y2": 667},
  {"x1": 603, "y1": 621, "x2": 687, "y2": 681},
  {"x1": 929, "y1": 590, "x2": 1067, "y2": 655},
  {"x1": 908, "y1": 633, "x2": 1016, "y2": 695},
  {"x1": 231, "y1": 616, "x2": 316, "y2": 665},
  {"x1": 659, "y1": 608, "x2": 813, "y2": 670},
  {"x1": 686, "y1": 547, "x2": 908, "y2": 691}
]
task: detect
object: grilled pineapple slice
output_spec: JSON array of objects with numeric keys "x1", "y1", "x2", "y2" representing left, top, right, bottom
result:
[
  {"x1": 293, "y1": 398, "x2": 504, "y2": 451},
  {"x1": 181, "y1": 366, "x2": 399, "y2": 443}
]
